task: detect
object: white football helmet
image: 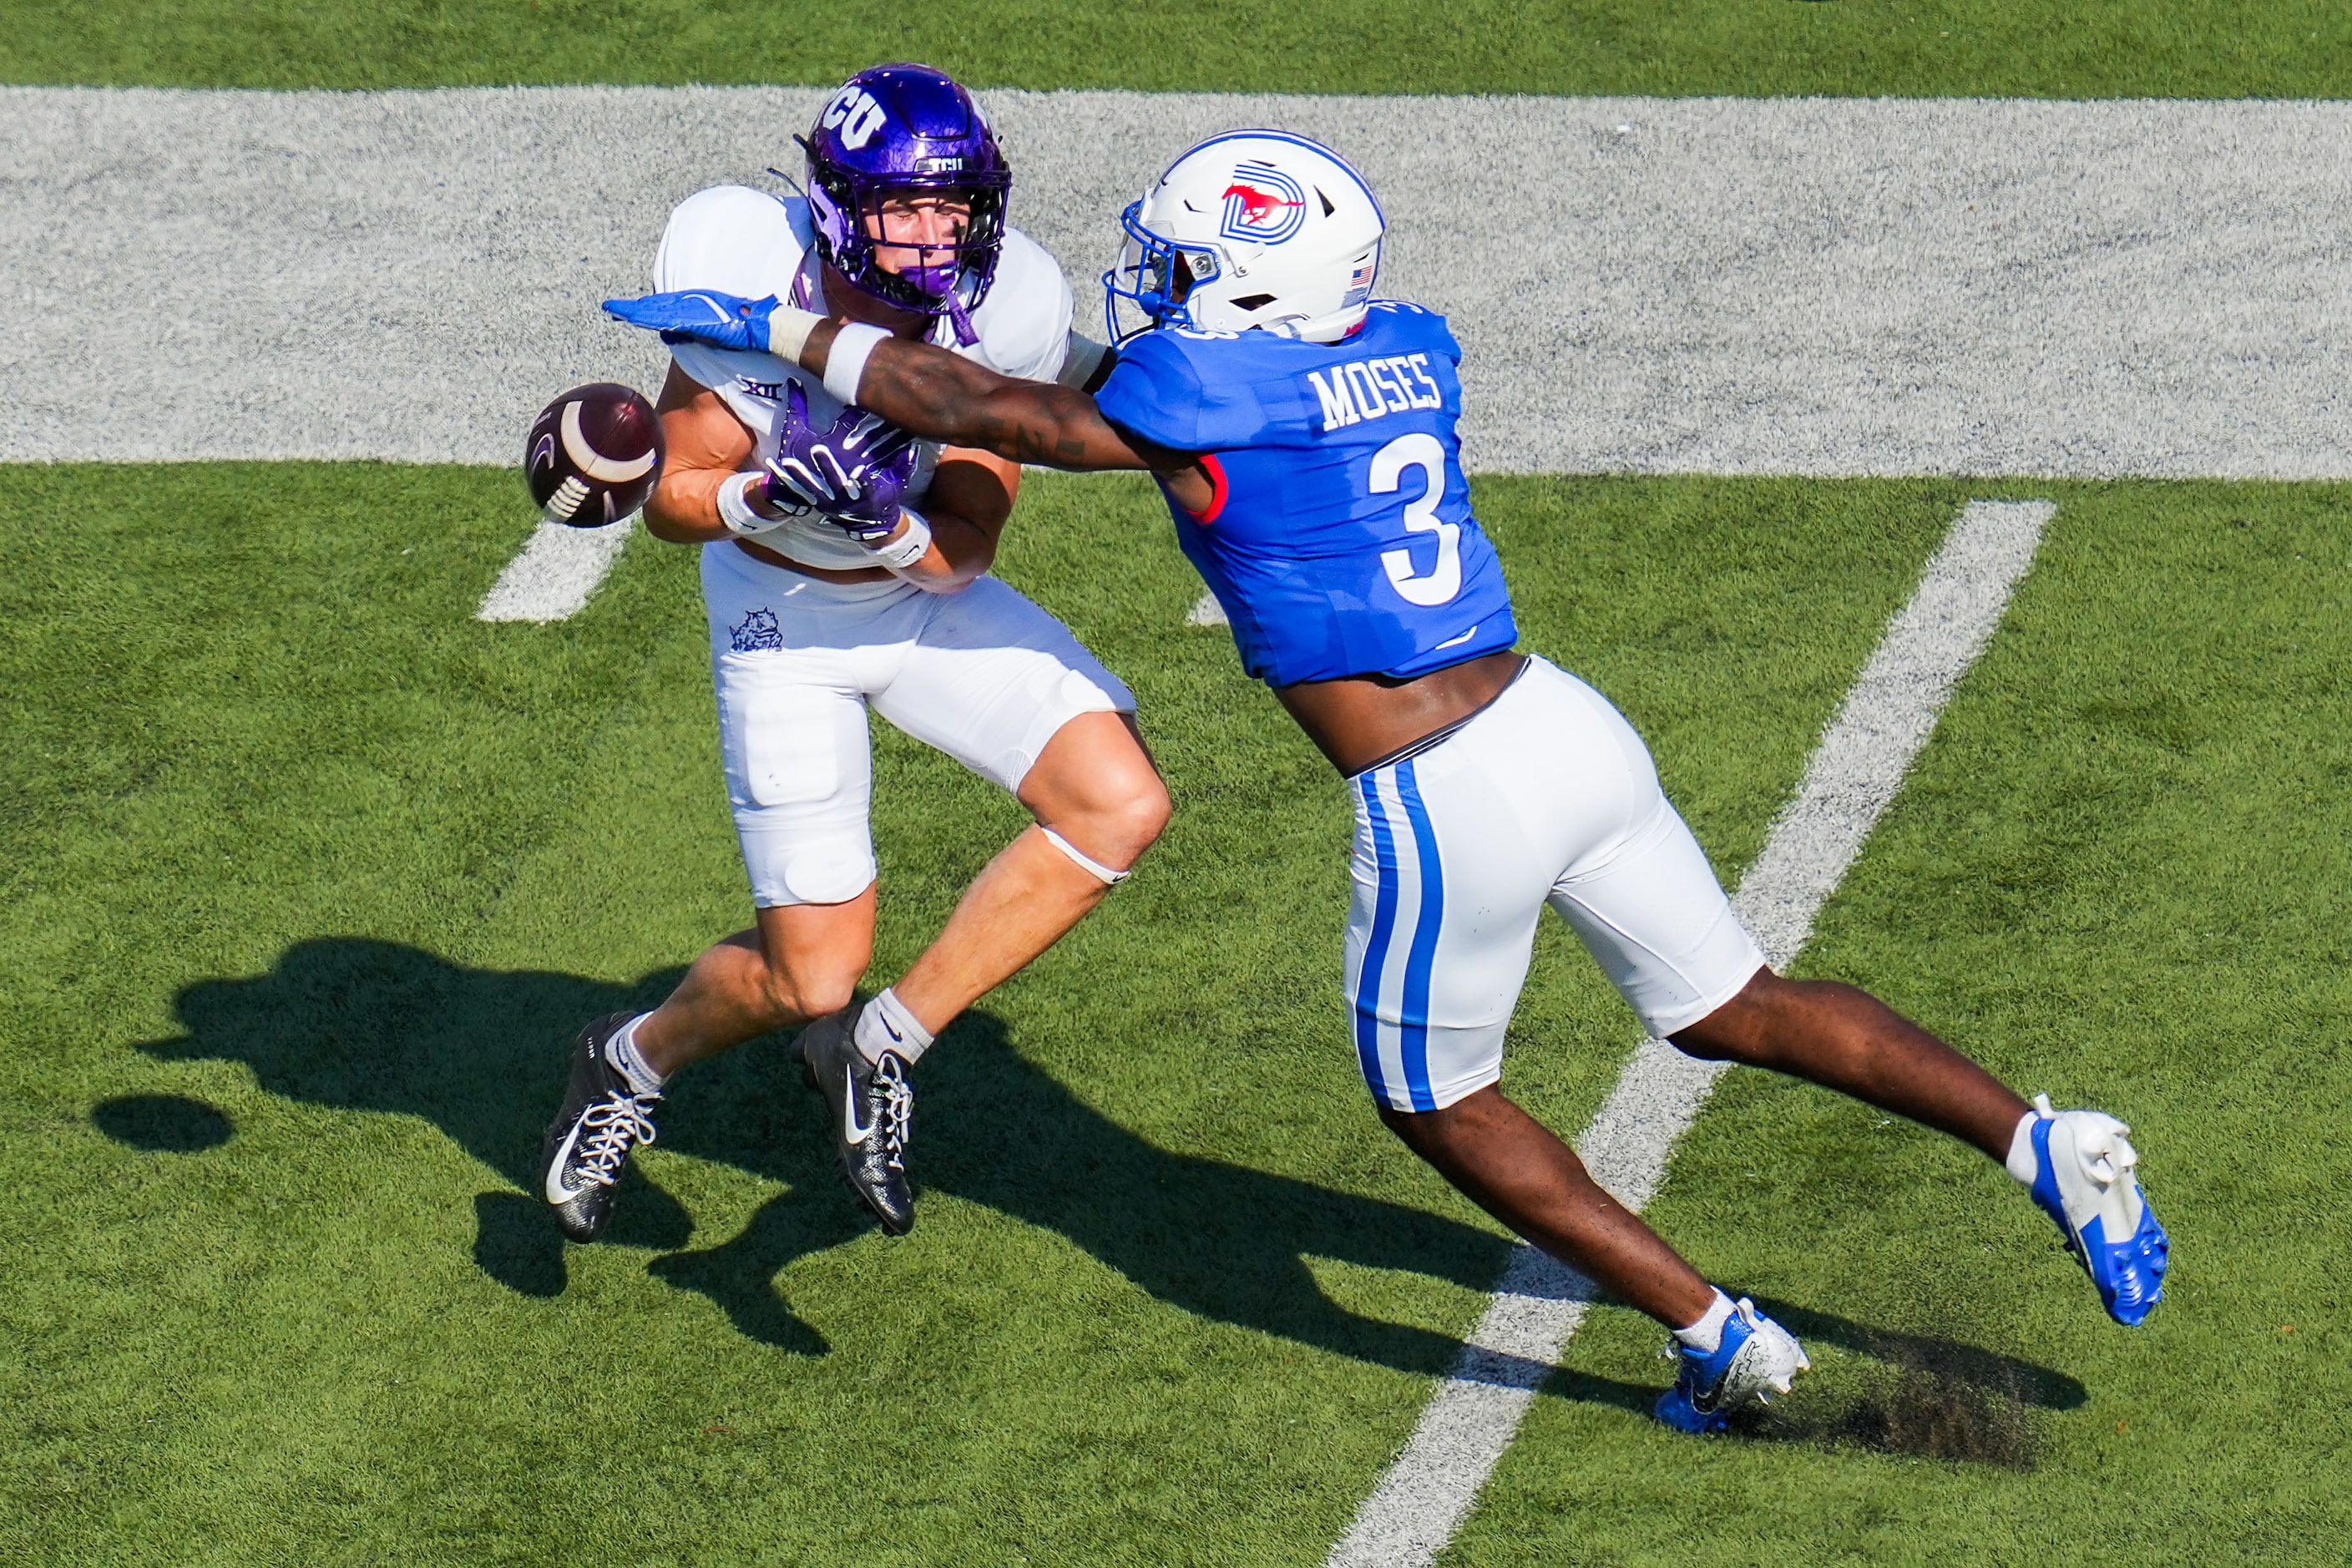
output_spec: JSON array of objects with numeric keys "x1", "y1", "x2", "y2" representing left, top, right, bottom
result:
[{"x1": 1103, "y1": 130, "x2": 1385, "y2": 346}]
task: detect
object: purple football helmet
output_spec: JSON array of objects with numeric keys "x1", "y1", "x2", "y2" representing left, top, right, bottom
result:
[{"x1": 800, "y1": 63, "x2": 1010, "y2": 346}]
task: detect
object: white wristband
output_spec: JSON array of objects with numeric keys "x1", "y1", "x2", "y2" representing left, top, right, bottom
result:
[
  {"x1": 866, "y1": 507, "x2": 933, "y2": 570},
  {"x1": 716, "y1": 471, "x2": 797, "y2": 538},
  {"x1": 1057, "y1": 331, "x2": 1110, "y2": 390},
  {"x1": 762, "y1": 302, "x2": 825, "y2": 362},
  {"x1": 823, "y1": 321, "x2": 891, "y2": 405}
]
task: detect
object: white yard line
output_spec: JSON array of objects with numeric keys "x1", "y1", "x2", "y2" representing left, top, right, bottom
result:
[
  {"x1": 1186, "y1": 590, "x2": 1229, "y2": 628},
  {"x1": 1326, "y1": 499, "x2": 2054, "y2": 1568},
  {"x1": 475, "y1": 517, "x2": 635, "y2": 623}
]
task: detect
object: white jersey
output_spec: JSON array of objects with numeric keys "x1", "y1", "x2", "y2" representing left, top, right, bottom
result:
[{"x1": 654, "y1": 184, "x2": 1075, "y2": 570}]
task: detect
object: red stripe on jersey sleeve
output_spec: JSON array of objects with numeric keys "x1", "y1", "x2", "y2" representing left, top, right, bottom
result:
[{"x1": 1186, "y1": 453, "x2": 1230, "y2": 525}]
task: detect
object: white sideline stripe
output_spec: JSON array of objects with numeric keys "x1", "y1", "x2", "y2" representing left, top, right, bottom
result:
[
  {"x1": 1186, "y1": 590, "x2": 1230, "y2": 628},
  {"x1": 1326, "y1": 499, "x2": 2054, "y2": 1568},
  {"x1": 475, "y1": 518, "x2": 634, "y2": 622}
]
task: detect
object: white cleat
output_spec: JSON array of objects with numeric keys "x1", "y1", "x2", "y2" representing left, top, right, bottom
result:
[
  {"x1": 1654, "y1": 1299, "x2": 1812, "y2": 1434},
  {"x1": 2016, "y1": 1094, "x2": 2169, "y2": 1326}
]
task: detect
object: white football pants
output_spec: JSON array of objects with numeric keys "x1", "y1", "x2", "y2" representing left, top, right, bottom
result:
[
  {"x1": 701, "y1": 541, "x2": 1134, "y2": 907},
  {"x1": 1343, "y1": 655, "x2": 1767, "y2": 1112}
]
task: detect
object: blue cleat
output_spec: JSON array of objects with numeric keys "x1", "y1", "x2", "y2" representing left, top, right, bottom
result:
[
  {"x1": 2019, "y1": 1094, "x2": 2169, "y2": 1326},
  {"x1": 1653, "y1": 1298, "x2": 1811, "y2": 1434}
]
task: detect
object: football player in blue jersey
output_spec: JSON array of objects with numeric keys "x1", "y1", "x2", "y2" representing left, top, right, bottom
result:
[{"x1": 606, "y1": 130, "x2": 2167, "y2": 1432}]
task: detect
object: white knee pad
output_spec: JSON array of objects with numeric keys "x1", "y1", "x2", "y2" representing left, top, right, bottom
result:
[
  {"x1": 737, "y1": 817, "x2": 877, "y2": 907},
  {"x1": 1040, "y1": 826, "x2": 1130, "y2": 885}
]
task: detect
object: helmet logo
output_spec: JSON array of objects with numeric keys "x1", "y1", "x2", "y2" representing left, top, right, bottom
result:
[
  {"x1": 1218, "y1": 160, "x2": 1307, "y2": 245},
  {"x1": 822, "y1": 86, "x2": 888, "y2": 151}
]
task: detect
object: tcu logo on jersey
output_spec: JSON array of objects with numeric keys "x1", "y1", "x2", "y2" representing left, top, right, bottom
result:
[
  {"x1": 730, "y1": 607, "x2": 785, "y2": 653},
  {"x1": 1219, "y1": 159, "x2": 1308, "y2": 245},
  {"x1": 823, "y1": 86, "x2": 888, "y2": 150}
]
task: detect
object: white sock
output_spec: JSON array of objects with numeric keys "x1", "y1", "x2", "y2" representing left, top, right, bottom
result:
[
  {"x1": 2005, "y1": 1102, "x2": 2047, "y2": 1185},
  {"x1": 607, "y1": 1013, "x2": 665, "y2": 1096},
  {"x1": 853, "y1": 988, "x2": 934, "y2": 1066},
  {"x1": 1673, "y1": 1288, "x2": 1735, "y2": 1354}
]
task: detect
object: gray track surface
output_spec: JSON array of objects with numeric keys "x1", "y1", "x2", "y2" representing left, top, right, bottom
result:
[{"x1": 5, "y1": 88, "x2": 2349, "y2": 477}]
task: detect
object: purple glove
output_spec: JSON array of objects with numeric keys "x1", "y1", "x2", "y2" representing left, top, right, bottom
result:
[{"x1": 765, "y1": 382, "x2": 918, "y2": 541}]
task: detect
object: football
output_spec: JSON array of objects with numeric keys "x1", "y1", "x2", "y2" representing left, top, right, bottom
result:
[{"x1": 523, "y1": 382, "x2": 665, "y2": 526}]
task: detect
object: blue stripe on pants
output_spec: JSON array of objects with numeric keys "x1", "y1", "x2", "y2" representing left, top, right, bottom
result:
[
  {"x1": 1353, "y1": 771, "x2": 1403, "y2": 1106},
  {"x1": 1393, "y1": 760, "x2": 1446, "y2": 1112}
]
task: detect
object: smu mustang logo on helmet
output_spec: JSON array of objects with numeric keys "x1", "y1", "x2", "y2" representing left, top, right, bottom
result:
[{"x1": 1219, "y1": 160, "x2": 1307, "y2": 244}]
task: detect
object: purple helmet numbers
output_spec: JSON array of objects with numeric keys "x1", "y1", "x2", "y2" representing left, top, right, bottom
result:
[{"x1": 799, "y1": 63, "x2": 1011, "y2": 346}]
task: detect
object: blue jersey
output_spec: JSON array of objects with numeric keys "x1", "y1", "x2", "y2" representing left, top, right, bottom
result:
[{"x1": 1094, "y1": 302, "x2": 1516, "y2": 687}]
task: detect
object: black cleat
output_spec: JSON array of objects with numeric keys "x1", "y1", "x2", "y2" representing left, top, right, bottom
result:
[
  {"x1": 797, "y1": 1006, "x2": 916, "y2": 1236},
  {"x1": 538, "y1": 1012, "x2": 660, "y2": 1243}
]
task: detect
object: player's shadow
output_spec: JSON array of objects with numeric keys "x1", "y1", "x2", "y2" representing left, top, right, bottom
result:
[
  {"x1": 654, "y1": 1011, "x2": 1529, "y2": 1379},
  {"x1": 130, "y1": 937, "x2": 1528, "y2": 1380},
  {"x1": 1719, "y1": 1297, "x2": 2086, "y2": 1468},
  {"x1": 124, "y1": 937, "x2": 2089, "y2": 1434}
]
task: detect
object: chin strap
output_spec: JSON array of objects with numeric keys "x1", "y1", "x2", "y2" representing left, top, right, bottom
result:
[
  {"x1": 822, "y1": 253, "x2": 981, "y2": 348},
  {"x1": 940, "y1": 286, "x2": 980, "y2": 347}
]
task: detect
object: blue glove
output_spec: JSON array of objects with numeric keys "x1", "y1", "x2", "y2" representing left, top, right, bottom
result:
[
  {"x1": 603, "y1": 289, "x2": 791, "y2": 353},
  {"x1": 766, "y1": 382, "x2": 918, "y2": 540}
]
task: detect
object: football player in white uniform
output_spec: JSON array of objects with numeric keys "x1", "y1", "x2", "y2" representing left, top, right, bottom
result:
[{"x1": 539, "y1": 65, "x2": 1165, "y2": 1242}]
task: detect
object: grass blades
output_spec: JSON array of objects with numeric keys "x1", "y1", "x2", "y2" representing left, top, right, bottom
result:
[
  {"x1": 1449, "y1": 483, "x2": 2352, "y2": 1565},
  {"x1": 3, "y1": 0, "x2": 2347, "y2": 98},
  {"x1": 0, "y1": 463, "x2": 1955, "y2": 1563}
]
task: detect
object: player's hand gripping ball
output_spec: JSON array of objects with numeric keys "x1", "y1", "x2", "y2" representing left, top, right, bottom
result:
[{"x1": 525, "y1": 382, "x2": 665, "y2": 527}]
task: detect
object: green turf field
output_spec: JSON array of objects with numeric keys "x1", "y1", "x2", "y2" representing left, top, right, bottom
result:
[
  {"x1": 1453, "y1": 483, "x2": 2352, "y2": 1563},
  {"x1": 5, "y1": 0, "x2": 2349, "y2": 97},
  {"x1": 3, "y1": 465, "x2": 2347, "y2": 1562},
  {"x1": 9, "y1": 4, "x2": 2352, "y2": 1561}
]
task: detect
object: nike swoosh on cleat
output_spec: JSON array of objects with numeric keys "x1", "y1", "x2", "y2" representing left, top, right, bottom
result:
[
  {"x1": 544, "y1": 1122, "x2": 594, "y2": 1206},
  {"x1": 843, "y1": 1066, "x2": 876, "y2": 1146}
]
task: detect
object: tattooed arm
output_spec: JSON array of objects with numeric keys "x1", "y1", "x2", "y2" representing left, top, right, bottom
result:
[{"x1": 795, "y1": 321, "x2": 1220, "y2": 514}]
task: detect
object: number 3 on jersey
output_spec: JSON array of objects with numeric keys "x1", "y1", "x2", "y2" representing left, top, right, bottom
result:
[{"x1": 1371, "y1": 432, "x2": 1460, "y2": 607}]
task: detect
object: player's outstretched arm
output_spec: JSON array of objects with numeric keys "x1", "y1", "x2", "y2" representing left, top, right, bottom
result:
[
  {"x1": 603, "y1": 291, "x2": 1172, "y2": 475},
  {"x1": 605, "y1": 290, "x2": 1208, "y2": 516},
  {"x1": 800, "y1": 319, "x2": 1156, "y2": 473}
]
